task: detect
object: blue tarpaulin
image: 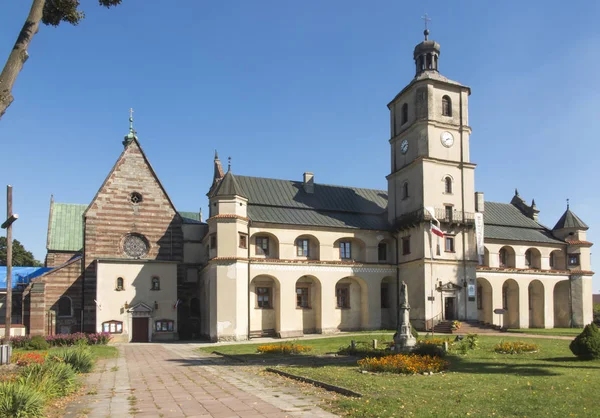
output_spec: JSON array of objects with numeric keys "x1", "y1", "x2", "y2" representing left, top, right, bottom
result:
[{"x1": 0, "y1": 267, "x2": 52, "y2": 290}]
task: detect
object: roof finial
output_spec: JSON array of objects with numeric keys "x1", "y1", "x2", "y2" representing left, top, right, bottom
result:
[
  {"x1": 515, "y1": 188, "x2": 519, "y2": 197},
  {"x1": 122, "y1": 108, "x2": 138, "y2": 147},
  {"x1": 228, "y1": 156, "x2": 231, "y2": 172},
  {"x1": 567, "y1": 198, "x2": 570, "y2": 210},
  {"x1": 531, "y1": 198, "x2": 536, "y2": 208},
  {"x1": 421, "y1": 13, "x2": 431, "y2": 40},
  {"x1": 214, "y1": 150, "x2": 219, "y2": 160}
]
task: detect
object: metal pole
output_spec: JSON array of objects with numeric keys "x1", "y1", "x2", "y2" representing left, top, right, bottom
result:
[{"x1": 5, "y1": 186, "x2": 13, "y2": 340}]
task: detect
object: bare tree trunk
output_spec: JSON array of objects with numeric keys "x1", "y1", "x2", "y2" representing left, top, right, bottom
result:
[{"x1": 0, "y1": 0, "x2": 45, "y2": 121}]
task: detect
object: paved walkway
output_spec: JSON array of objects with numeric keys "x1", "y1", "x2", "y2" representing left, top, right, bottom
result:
[{"x1": 64, "y1": 344, "x2": 337, "y2": 418}]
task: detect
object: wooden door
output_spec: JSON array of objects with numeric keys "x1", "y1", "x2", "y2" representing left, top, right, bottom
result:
[
  {"x1": 444, "y1": 297, "x2": 456, "y2": 320},
  {"x1": 131, "y1": 317, "x2": 149, "y2": 342}
]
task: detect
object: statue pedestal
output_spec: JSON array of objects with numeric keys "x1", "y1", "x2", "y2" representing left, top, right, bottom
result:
[{"x1": 393, "y1": 330, "x2": 416, "y2": 353}]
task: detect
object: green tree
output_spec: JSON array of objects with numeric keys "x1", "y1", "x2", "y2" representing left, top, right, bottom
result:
[
  {"x1": 0, "y1": 236, "x2": 43, "y2": 266},
  {"x1": 0, "y1": 0, "x2": 123, "y2": 120}
]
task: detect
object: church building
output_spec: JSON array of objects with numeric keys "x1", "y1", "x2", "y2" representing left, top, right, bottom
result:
[{"x1": 21, "y1": 29, "x2": 594, "y2": 342}]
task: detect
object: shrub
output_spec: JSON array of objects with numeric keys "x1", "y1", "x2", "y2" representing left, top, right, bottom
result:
[
  {"x1": 27, "y1": 336, "x2": 49, "y2": 351},
  {"x1": 570, "y1": 323, "x2": 600, "y2": 360},
  {"x1": 358, "y1": 353, "x2": 449, "y2": 374},
  {"x1": 494, "y1": 341, "x2": 539, "y2": 354},
  {"x1": 465, "y1": 334, "x2": 479, "y2": 350},
  {"x1": 11, "y1": 352, "x2": 47, "y2": 367},
  {"x1": 338, "y1": 341, "x2": 388, "y2": 358},
  {"x1": 413, "y1": 342, "x2": 446, "y2": 358},
  {"x1": 0, "y1": 381, "x2": 45, "y2": 418},
  {"x1": 86, "y1": 332, "x2": 112, "y2": 345},
  {"x1": 256, "y1": 342, "x2": 312, "y2": 355},
  {"x1": 411, "y1": 323, "x2": 419, "y2": 339},
  {"x1": 19, "y1": 362, "x2": 77, "y2": 399},
  {"x1": 46, "y1": 333, "x2": 87, "y2": 347},
  {"x1": 51, "y1": 347, "x2": 94, "y2": 373},
  {"x1": 8, "y1": 336, "x2": 31, "y2": 350}
]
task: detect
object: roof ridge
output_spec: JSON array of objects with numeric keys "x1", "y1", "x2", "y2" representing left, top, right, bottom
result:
[{"x1": 236, "y1": 174, "x2": 387, "y2": 193}]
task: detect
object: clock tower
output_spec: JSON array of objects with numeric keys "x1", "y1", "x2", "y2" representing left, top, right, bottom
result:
[{"x1": 386, "y1": 28, "x2": 478, "y2": 328}]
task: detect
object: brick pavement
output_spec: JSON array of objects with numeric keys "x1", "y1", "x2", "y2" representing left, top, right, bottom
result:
[{"x1": 64, "y1": 344, "x2": 337, "y2": 418}]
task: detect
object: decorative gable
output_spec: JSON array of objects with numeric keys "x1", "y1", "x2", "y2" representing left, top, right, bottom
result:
[{"x1": 128, "y1": 302, "x2": 153, "y2": 317}]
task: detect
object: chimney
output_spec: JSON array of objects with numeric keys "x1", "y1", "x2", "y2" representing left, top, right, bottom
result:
[
  {"x1": 475, "y1": 191, "x2": 485, "y2": 212},
  {"x1": 303, "y1": 172, "x2": 314, "y2": 194}
]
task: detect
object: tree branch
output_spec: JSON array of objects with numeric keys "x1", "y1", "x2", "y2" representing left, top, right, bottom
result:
[{"x1": 0, "y1": 0, "x2": 46, "y2": 120}]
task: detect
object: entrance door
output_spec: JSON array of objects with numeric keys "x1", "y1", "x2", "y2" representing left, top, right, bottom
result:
[
  {"x1": 131, "y1": 317, "x2": 149, "y2": 342},
  {"x1": 444, "y1": 297, "x2": 456, "y2": 320}
]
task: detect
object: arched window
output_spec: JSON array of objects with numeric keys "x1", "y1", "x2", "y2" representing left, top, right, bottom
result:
[
  {"x1": 190, "y1": 297, "x2": 200, "y2": 317},
  {"x1": 378, "y1": 242, "x2": 387, "y2": 262},
  {"x1": 151, "y1": 277, "x2": 160, "y2": 291},
  {"x1": 442, "y1": 95, "x2": 452, "y2": 116},
  {"x1": 499, "y1": 248, "x2": 507, "y2": 268},
  {"x1": 402, "y1": 182, "x2": 409, "y2": 199},
  {"x1": 444, "y1": 177, "x2": 453, "y2": 194},
  {"x1": 426, "y1": 53, "x2": 432, "y2": 69},
  {"x1": 525, "y1": 250, "x2": 532, "y2": 267},
  {"x1": 58, "y1": 296, "x2": 72, "y2": 317},
  {"x1": 116, "y1": 277, "x2": 124, "y2": 291},
  {"x1": 401, "y1": 103, "x2": 408, "y2": 125}
]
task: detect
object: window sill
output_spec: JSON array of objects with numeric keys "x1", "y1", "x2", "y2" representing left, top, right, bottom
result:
[
  {"x1": 150, "y1": 289, "x2": 161, "y2": 291},
  {"x1": 296, "y1": 307, "x2": 312, "y2": 310},
  {"x1": 336, "y1": 307, "x2": 351, "y2": 310},
  {"x1": 255, "y1": 307, "x2": 273, "y2": 310},
  {"x1": 445, "y1": 251, "x2": 456, "y2": 253}
]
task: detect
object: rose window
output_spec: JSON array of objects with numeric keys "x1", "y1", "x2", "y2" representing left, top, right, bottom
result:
[{"x1": 123, "y1": 234, "x2": 149, "y2": 258}]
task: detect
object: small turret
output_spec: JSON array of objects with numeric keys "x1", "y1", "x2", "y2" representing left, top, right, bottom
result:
[{"x1": 510, "y1": 189, "x2": 539, "y2": 221}]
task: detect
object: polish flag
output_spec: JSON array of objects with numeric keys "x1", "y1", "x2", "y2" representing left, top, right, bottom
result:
[{"x1": 431, "y1": 222, "x2": 444, "y2": 238}]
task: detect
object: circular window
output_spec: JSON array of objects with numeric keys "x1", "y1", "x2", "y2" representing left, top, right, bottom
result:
[
  {"x1": 123, "y1": 234, "x2": 149, "y2": 258},
  {"x1": 130, "y1": 192, "x2": 143, "y2": 204}
]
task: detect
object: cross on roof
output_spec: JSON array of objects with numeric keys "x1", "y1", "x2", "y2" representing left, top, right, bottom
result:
[{"x1": 421, "y1": 13, "x2": 431, "y2": 31}]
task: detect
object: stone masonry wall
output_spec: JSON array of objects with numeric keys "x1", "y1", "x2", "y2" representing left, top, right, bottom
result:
[
  {"x1": 45, "y1": 251, "x2": 80, "y2": 268},
  {"x1": 83, "y1": 140, "x2": 183, "y2": 332}
]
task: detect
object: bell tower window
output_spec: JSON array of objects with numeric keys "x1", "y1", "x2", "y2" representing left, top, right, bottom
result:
[
  {"x1": 401, "y1": 103, "x2": 408, "y2": 125},
  {"x1": 442, "y1": 96, "x2": 452, "y2": 116}
]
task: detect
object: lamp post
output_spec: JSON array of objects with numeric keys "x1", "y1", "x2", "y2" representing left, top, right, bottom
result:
[{"x1": 2, "y1": 185, "x2": 18, "y2": 340}]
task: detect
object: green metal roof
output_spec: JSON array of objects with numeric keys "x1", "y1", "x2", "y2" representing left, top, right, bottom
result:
[
  {"x1": 210, "y1": 172, "x2": 247, "y2": 198},
  {"x1": 483, "y1": 202, "x2": 563, "y2": 244},
  {"x1": 553, "y1": 208, "x2": 588, "y2": 230},
  {"x1": 178, "y1": 211, "x2": 204, "y2": 224},
  {"x1": 47, "y1": 203, "x2": 87, "y2": 251},
  {"x1": 233, "y1": 175, "x2": 389, "y2": 230}
]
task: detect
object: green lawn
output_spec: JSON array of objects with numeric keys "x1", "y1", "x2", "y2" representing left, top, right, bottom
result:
[
  {"x1": 506, "y1": 328, "x2": 584, "y2": 337},
  {"x1": 206, "y1": 335, "x2": 600, "y2": 417}
]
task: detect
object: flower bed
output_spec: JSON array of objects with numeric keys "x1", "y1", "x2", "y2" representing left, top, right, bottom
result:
[
  {"x1": 11, "y1": 352, "x2": 47, "y2": 367},
  {"x1": 3, "y1": 332, "x2": 112, "y2": 349},
  {"x1": 257, "y1": 342, "x2": 312, "y2": 354},
  {"x1": 358, "y1": 353, "x2": 449, "y2": 375},
  {"x1": 494, "y1": 341, "x2": 539, "y2": 354}
]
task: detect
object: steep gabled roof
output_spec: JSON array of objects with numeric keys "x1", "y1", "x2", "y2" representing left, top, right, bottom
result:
[
  {"x1": 210, "y1": 171, "x2": 247, "y2": 198},
  {"x1": 83, "y1": 138, "x2": 180, "y2": 219},
  {"x1": 553, "y1": 208, "x2": 589, "y2": 230}
]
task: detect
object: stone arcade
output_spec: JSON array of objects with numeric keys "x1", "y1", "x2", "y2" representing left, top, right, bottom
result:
[{"x1": 21, "y1": 30, "x2": 593, "y2": 342}]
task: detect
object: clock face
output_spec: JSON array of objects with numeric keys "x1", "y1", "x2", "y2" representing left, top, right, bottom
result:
[
  {"x1": 400, "y1": 139, "x2": 409, "y2": 154},
  {"x1": 441, "y1": 131, "x2": 454, "y2": 148}
]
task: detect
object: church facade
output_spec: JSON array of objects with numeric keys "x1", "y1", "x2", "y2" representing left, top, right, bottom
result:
[{"x1": 22, "y1": 31, "x2": 594, "y2": 342}]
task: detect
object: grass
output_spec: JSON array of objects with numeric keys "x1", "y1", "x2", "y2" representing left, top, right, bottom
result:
[
  {"x1": 506, "y1": 328, "x2": 584, "y2": 337},
  {"x1": 197, "y1": 333, "x2": 394, "y2": 359},
  {"x1": 207, "y1": 334, "x2": 600, "y2": 417}
]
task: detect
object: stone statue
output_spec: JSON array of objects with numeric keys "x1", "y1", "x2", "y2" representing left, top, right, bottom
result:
[{"x1": 394, "y1": 281, "x2": 416, "y2": 353}]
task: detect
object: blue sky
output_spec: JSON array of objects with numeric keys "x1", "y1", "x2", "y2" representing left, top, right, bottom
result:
[{"x1": 1, "y1": 1, "x2": 598, "y2": 292}]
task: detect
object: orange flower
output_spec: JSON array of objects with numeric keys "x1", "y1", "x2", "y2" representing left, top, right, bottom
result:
[
  {"x1": 494, "y1": 341, "x2": 539, "y2": 354},
  {"x1": 257, "y1": 342, "x2": 312, "y2": 354},
  {"x1": 358, "y1": 353, "x2": 449, "y2": 374}
]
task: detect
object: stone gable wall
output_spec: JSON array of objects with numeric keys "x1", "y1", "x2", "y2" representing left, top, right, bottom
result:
[
  {"x1": 23, "y1": 258, "x2": 83, "y2": 336},
  {"x1": 83, "y1": 142, "x2": 183, "y2": 331},
  {"x1": 45, "y1": 251, "x2": 80, "y2": 268}
]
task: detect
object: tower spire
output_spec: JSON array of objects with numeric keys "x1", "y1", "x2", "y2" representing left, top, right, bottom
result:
[
  {"x1": 413, "y1": 15, "x2": 440, "y2": 76},
  {"x1": 122, "y1": 108, "x2": 138, "y2": 147}
]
